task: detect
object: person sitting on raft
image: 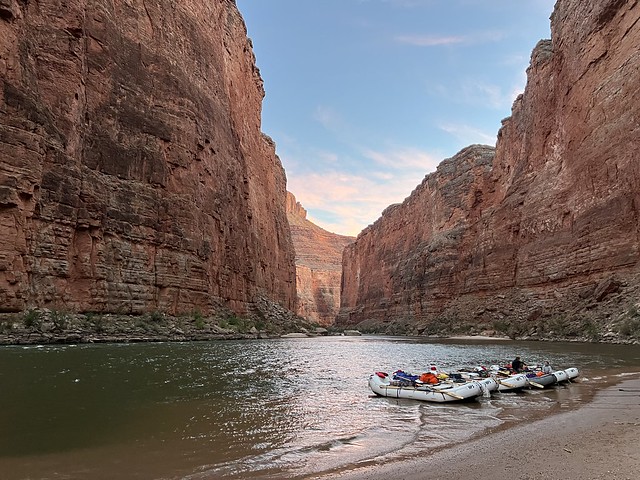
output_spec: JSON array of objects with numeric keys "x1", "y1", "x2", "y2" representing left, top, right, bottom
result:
[{"x1": 511, "y1": 356, "x2": 524, "y2": 373}]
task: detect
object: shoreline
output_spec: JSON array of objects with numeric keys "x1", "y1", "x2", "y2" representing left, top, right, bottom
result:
[
  {"x1": 1, "y1": 330, "x2": 638, "y2": 346},
  {"x1": 324, "y1": 374, "x2": 640, "y2": 480},
  {"x1": 446, "y1": 334, "x2": 512, "y2": 340},
  {"x1": 1, "y1": 312, "x2": 638, "y2": 347}
]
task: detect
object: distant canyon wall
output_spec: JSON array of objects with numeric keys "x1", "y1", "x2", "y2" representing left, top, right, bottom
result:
[
  {"x1": 338, "y1": 0, "x2": 640, "y2": 337},
  {"x1": 286, "y1": 192, "x2": 354, "y2": 326},
  {"x1": 0, "y1": 0, "x2": 296, "y2": 315}
]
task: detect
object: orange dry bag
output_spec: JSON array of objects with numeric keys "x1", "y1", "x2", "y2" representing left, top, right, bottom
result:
[{"x1": 419, "y1": 372, "x2": 438, "y2": 384}]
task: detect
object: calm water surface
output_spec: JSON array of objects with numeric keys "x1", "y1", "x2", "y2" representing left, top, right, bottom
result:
[{"x1": 1, "y1": 336, "x2": 639, "y2": 479}]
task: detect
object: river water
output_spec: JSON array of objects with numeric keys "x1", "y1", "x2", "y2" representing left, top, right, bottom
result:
[{"x1": 1, "y1": 336, "x2": 639, "y2": 479}]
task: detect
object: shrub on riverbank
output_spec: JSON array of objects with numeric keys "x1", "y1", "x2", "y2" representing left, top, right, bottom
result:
[{"x1": 0, "y1": 304, "x2": 316, "y2": 346}]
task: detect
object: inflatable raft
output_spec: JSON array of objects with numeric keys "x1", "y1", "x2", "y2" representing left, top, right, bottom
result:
[
  {"x1": 527, "y1": 367, "x2": 580, "y2": 388},
  {"x1": 369, "y1": 371, "x2": 484, "y2": 403}
]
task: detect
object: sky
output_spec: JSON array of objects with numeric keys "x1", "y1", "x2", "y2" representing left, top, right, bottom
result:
[{"x1": 235, "y1": 0, "x2": 556, "y2": 237}]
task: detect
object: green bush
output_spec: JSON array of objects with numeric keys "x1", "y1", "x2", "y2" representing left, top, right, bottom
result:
[
  {"x1": 50, "y1": 310, "x2": 69, "y2": 332},
  {"x1": 506, "y1": 324, "x2": 522, "y2": 340},
  {"x1": 492, "y1": 319, "x2": 510, "y2": 334},
  {"x1": 80, "y1": 313, "x2": 109, "y2": 333},
  {"x1": 549, "y1": 315, "x2": 567, "y2": 336},
  {"x1": 135, "y1": 318, "x2": 150, "y2": 332},
  {"x1": 23, "y1": 309, "x2": 42, "y2": 331},
  {"x1": 220, "y1": 314, "x2": 252, "y2": 333},
  {"x1": 581, "y1": 319, "x2": 599, "y2": 341},
  {"x1": 618, "y1": 316, "x2": 640, "y2": 338},
  {"x1": 90, "y1": 314, "x2": 106, "y2": 333},
  {"x1": 421, "y1": 316, "x2": 451, "y2": 335}
]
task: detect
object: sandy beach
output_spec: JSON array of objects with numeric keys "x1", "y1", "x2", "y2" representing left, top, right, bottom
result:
[{"x1": 326, "y1": 375, "x2": 640, "y2": 480}]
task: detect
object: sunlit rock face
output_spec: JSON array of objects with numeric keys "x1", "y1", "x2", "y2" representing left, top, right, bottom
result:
[
  {"x1": 0, "y1": 0, "x2": 296, "y2": 315},
  {"x1": 286, "y1": 192, "x2": 354, "y2": 326},
  {"x1": 338, "y1": 0, "x2": 640, "y2": 336}
]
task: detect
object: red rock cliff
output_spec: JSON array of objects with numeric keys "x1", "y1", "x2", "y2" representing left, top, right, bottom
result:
[
  {"x1": 0, "y1": 0, "x2": 296, "y2": 315},
  {"x1": 286, "y1": 192, "x2": 354, "y2": 326},
  {"x1": 338, "y1": 0, "x2": 640, "y2": 339}
]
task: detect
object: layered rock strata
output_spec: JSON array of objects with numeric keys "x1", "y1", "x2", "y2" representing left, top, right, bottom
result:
[
  {"x1": 0, "y1": 0, "x2": 296, "y2": 315},
  {"x1": 338, "y1": 0, "x2": 640, "y2": 339},
  {"x1": 286, "y1": 192, "x2": 354, "y2": 325}
]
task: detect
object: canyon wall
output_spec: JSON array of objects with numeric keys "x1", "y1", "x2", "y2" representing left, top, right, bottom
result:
[
  {"x1": 0, "y1": 0, "x2": 296, "y2": 315},
  {"x1": 286, "y1": 192, "x2": 354, "y2": 326},
  {"x1": 338, "y1": 0, "x2": 640, "y2": 339}
]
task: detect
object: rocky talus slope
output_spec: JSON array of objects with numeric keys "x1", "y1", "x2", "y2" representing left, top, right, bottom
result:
[
  {"x1": 0, "y1": 0, "x2": 296, "y2": 318},
  {"x1": 286, "y1": 192, "x2": 354, "y2": 326},
  {"x1": 338, "y1": 0, "x2": 640, "y2": 342}
]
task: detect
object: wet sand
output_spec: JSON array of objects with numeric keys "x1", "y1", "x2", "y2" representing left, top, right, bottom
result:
[{"x1": 328, "y1": 375, "x2": 640, "y2": 480}]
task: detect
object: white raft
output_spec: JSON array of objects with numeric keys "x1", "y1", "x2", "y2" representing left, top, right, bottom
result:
[
  {"x1": 451, "y1": 370, "x2": 499, "y2": 393},
  {"x1": 475, "y1": 376, "x2": 499, "y2": 393},
  {"x1": 527, "y1": 367, "x2": 580, "y2": 388},
  {"x1": 369, "y1": 372, "x2": 484, "y2": 403},
  {"x1": 552, "y1": 367, "x2": 580, "y2": 383},
  {"x1": 493, "y1": 373, "x2": 529, "y2": 392}
]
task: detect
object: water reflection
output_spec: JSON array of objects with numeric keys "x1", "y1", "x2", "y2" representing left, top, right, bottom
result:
[{"x1": 0, "y1": 337, "x2": 638, "y2": 479}]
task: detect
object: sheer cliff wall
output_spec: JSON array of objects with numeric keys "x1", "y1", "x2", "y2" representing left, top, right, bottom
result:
[
  {"x1": 0, "y1": 0, "x2": 296, "y2": 315},
  {"x1": 338, "y1": 0, "x2": 640, "y2": 337},
  {"x1": 286, "y1": 192, "x2": 354, "y2": 326}
]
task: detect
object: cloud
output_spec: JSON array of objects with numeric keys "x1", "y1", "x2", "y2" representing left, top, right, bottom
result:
[
  {"x1": 438, "y1": 122, "x2": 496, "y2": 146},
  {"x1": 313, "y1": 105, "x2": 342, "y2": 130},
  {"x1": 384, "y1": 0, "x2": 439, "y2": 7},
  {"x1": 358, "y1": 0, "x2": 434, "y2": 6},
  {"x1": 501, "y1": 53, "x2": 529, "y2": 66},
  {"x1": 313, "y1": 105, "x2": 358, "y2": 142},
  {"x1": 395, "y1": 34, "x2": 464, "y2": 47},
  {"x1": 285, "y1": 146, "x2": 440, "y2": 236},
  {"x1": 287, "y1": 171, "x2": 413, "y2": 236},
  {"x1": 282, "y1": 106, "x2": 444, "y2": 236},
  {"x1": 317, "y1": 151, "x2": 339, "y2": 164},
  {"x1": 427, "y1": 75, "x2": 526, "y2": 110},
  {"x1": 395, "y1": 30, "x2": 505, "y2": 47},
  {"x1": 460, "y1": 77, "x2": 527, "y2": 111},
  {"x1": 461, "y1": 81, "x2": 506, "y2": 109},
  {"x1": 362, "y1": 147, "x2": 441, "y2": 171}
]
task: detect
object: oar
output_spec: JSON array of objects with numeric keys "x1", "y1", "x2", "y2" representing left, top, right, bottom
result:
[
  {"x1": 497, "y1": 379, "x2": 517, "y2": 389},
  {"x1": 527, "y1": 379, "x2": 545, "y2": 389},
  {"x1": 386, "y1": 383, "x2": 465, "y2": 400},
  {"x1": 429, "y1": 387, "x2": 464, "y2": 400},
  {"x1": 415, "y1": 380, "x2": 466, "y2": 400}
]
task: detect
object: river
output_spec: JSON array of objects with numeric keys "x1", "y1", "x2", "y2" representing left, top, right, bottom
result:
[{"x1": 1, "y1": 336, "x2": 639, "y2": 479}]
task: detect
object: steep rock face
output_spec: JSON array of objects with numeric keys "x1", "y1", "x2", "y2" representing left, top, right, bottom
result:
[
  {"x1": 286, "y1": 192, "x2": 354, "y2": 326},
  {"x1": 339, "y1": 145, "x2": 496, "y2": 330},
  {"x1": 338, "y1": 0, "x2": 640, "y2": 337},
  {"x1": 0, "y1": 0, "x2": 296, "y2": 315}
]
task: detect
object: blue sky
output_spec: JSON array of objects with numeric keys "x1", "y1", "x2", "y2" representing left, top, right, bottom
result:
[{"x1": 236, "y1": 0, "x2": 556, "y2": 236}]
